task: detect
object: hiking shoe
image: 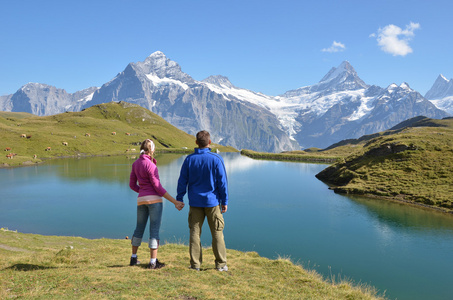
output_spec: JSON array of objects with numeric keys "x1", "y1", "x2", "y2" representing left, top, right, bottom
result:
[
  {"x1": 148, "y1": 259, "x2": 165, "y2": 269},
  {"x1": 129, "y1": 257, "x2": 140, "y2": 266},
  {"x1": 216, "y1": 265, "x2": 228, "y2": 272}
]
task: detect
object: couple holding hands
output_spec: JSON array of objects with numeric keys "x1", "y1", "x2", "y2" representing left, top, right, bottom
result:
[{"x1": 128, "y1": 130, "x2": 228, "y2": 271}]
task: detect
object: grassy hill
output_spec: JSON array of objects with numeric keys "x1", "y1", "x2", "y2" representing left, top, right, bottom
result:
[
  {"x1": 0, "y1": 229, "x2": 383, "y2": 300},
  {"x1": 0, "y1": 101, "x2": 236, "y2": 167},
  {"x1": 315, "y1": 117, "x2": 453, "y2": 213},
  {"x1": 241, "y1": 116, "x2": 453, "y2": 213}
]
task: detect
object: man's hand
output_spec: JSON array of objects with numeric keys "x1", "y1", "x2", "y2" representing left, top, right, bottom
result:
[{"x1": 221, "y1": 205, "x2": 228, "y2": 213}]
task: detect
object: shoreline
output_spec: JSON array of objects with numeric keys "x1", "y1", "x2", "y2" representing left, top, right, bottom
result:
[
  {"x1": 240, "y1": 149, "x2": 340, "y2": 164},
  {"x1": 330, "y1": 188, "x2": 453, "y2": 215}
]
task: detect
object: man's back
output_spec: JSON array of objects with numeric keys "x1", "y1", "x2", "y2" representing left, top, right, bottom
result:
[{"x1": 177, "y1": 147, "x2": 228, "y2": 208}]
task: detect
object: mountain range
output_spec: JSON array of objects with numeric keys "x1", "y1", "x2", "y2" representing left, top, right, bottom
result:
[{"x1": 0, "y1": 51, "x2": 451, "y2": 152}]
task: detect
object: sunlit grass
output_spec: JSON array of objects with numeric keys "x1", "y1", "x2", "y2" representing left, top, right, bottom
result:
[{"x1": 0, "y1": 229, "x2": 384, "y2": 299}]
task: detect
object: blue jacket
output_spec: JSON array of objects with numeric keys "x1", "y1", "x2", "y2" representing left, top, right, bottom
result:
[{"x1": 177, "y1": 148, "x2": 228, "y2": 207}]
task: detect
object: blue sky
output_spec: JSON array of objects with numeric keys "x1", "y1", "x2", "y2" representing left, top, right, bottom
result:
[{"x1": 1, "y1": 0, "x2": 452, "y2": 97}]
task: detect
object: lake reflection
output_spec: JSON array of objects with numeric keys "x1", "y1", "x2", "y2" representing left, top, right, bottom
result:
[{"x1": 1, "y1": 153, "x2": 453, "y2": 300}]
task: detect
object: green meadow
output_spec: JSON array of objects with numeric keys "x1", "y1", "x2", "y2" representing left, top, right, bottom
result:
[{"x1": 0, "y1": 229, "x2": 383, "y2": 300}]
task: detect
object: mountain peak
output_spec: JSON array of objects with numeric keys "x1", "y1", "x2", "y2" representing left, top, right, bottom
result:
[
  {"x1": 386, "y1": 82, "x2": 413, "y2": 93},
  {"x1": 133, "y1": 51, "x2": 194, "y2": 83},
  {"x1": 141, "y1": 51, "x2": 175, "y2": 71},
  {"x1": 425, "y1": 74, "x2": 453, "y2": 99},
  {"x1": 282, "y1": 61, "x2": 367, "y2": 98},
  {"x1": 439, "y1": 74, "x2": 449, "y2": 82},
  {"x1": 20, "y1": 82, "x2": 54, "y2": 92},
  {"x1": 148, "y1": 51, "x2": 165, "y2": 58},
  {"x1": 400, "y1": 82, "x2": 411, "y2": 90},
  {"x1": 388, "y1": 83, "x2": 398, "y2": 90},
  {"x1": 319, "y1": 61, "x2": 355, "y2": 83},
  {"x1": 202, "y1": 75, "x2": 234, "y2": 88}
]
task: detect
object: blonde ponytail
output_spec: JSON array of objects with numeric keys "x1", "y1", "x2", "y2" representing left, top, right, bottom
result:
[{"x1": 140, "y1": 139, "x2": 155, "y2": 156}]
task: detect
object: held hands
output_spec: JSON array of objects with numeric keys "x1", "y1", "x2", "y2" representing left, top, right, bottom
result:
[
  {"x1": 175, "y1": 201, "x2": 185, "y2": 211},
  {"x1": 163, "y1": 192, "x2": 185, "y2": 211}
]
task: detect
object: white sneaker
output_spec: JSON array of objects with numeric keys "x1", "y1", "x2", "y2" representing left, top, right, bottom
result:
[{"x1": 216, "y1": 265, "x2": 228, "y2": 272}]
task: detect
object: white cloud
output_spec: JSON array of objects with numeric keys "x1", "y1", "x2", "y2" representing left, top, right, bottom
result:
[
  {"x1": 321, "y1": 41, "x2": 346, "y2": 53},
  {"x1": 373, "y1": 22, "x2": 420, "y2": 56}
]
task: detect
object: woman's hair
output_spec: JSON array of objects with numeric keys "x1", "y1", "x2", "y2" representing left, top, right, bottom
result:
[
  {"x1": 140, "y1": 139, "x2": 155, "y2": 155},
  {"x1": 196, "y1": 130, "x2": 210, "y2": 148}
]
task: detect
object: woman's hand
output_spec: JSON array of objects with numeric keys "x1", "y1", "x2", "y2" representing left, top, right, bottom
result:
[{"x1": 175, "y1": 201, "x2": 185, "y2": 211}]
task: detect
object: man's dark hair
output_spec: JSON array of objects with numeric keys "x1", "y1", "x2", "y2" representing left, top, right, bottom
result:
[{"x1": 196, "y1": 130, "x2": 210, "y2": 148}]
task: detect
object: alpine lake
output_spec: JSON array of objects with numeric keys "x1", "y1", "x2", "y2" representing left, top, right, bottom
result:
[{"x1": 1, "y1": 152, "x2": 452, "y2": 300}]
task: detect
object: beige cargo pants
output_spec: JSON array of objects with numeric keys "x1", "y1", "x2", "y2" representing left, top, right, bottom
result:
[{"x1": 188, "y1": 205, "x2": 227, "y2": 269}]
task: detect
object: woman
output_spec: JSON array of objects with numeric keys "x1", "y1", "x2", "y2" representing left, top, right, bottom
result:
[{"x1": 129, "y1": 138, "x2": 184, "y2": 269}]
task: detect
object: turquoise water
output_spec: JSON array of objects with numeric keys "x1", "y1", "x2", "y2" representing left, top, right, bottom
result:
[{"x1": 1, "y1": 153, "x2": 453, "y2": 300}]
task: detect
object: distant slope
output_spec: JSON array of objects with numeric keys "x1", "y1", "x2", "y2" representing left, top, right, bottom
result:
[
  {"x1": 0, "y1": 101, "x2": 236, "y2": 167},
  {"x1": 315, "y1": 117, "x2": 453, "y2": 212},
  {"x1": 0, "y1": 111, "x2": 34, "y2": 119}
]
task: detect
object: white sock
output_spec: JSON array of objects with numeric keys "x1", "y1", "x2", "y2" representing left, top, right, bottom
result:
[
  {"x1": 131, "y1": 254, "x2": 137, "y2": 258},
  {"x1": 150, "y1": 258, "x2": 156, "y2": 264}
]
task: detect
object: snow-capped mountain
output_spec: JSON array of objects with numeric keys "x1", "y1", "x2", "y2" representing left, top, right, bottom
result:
[
  {"x1": 83, "y1": 51, "x2": 298, "y2": 152},
  {"x1": 425, "y1": 75, "x2": 453, "y2": 115},
  {"x1": 270, "y1": 62, "x2": 449, "y2": 148},
  {"x1": 284, "y1": 61, "x2": 368, "y2": 98},
  {"x1": 0, "y1": 51, "x2": 450, "y2": 151}
]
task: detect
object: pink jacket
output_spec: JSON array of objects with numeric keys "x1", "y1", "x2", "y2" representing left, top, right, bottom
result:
[{"x1": 129, "y1": 155, "x2": 167, "y2": 198}]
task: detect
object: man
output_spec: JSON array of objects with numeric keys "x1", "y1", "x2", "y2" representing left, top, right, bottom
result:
[{"x1": 177, "y1": 130, "x2": 229, "y2": 271}]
